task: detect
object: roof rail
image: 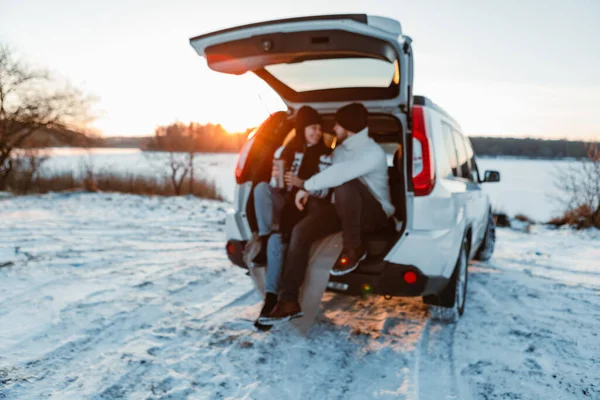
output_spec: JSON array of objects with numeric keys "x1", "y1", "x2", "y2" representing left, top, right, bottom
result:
[{"x1": 414, "y1": 95, "x2": 460, "y2": 129}]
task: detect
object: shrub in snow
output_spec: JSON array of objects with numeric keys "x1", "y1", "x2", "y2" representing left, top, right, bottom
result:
[{"x1": 552, "y1": 143, "x2": 600, "y2": 229}]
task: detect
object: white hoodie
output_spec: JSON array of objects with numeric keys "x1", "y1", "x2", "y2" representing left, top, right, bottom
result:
[{"x1": 303, "y1": 127, "x2": 395, "y2": 217}]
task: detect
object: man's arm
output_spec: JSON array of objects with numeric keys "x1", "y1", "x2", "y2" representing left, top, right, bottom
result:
[{"x1": 303, "y1": 150, "x2": 382, "y2": 192}]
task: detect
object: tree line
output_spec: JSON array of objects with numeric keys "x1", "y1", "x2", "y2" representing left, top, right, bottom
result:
[
  {"x1": 109, "y1": 127, "x2": 598, "y2": 160},
  {"x1": 469, "y1": 137, "x2": 596, "y2": 159},
  {"x1": 143, "y1": 122, "x2": 250, "y2": 153}
]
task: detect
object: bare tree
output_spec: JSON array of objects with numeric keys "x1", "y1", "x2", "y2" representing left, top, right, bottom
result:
[
  {"x1": 188, "y1": 146, "x2": 196, "y2": 194},
  {"x1": 80, "y1": 151, "x2": 97, "y2": 192},
  {"x1": 145, "y1": 123, "x2": 199, "y2": 196},
  {"x1": 166, "y1": 152, "x2": 192, "y2": 196},
  {"x1": 8, "y1": 148, "x2": 49, "y2": 193},
  {"x1": 554, "y1": 143, "x2": 600, "y2": 228},
  {"x1": 0, "y1": 45, "x2": 93, "y2": 189}
]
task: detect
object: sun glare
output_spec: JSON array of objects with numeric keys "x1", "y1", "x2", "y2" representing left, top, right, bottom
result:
[
  {"x1": 93, "y1": 68, "x2": 287, "y2": 136},
  {"x1": 196, "y1": 73, "x2": 287, "y2": 134}
]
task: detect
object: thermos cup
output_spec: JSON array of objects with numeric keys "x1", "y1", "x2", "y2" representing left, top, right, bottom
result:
[{"x1": 273, "y1": 159, "x2": 285, "y2": 189}]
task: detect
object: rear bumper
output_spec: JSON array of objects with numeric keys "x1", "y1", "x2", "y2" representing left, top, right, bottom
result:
[
  {"x1": 327, "y1": 262, "x2": 449, "y2": 297},
  {"x1": 225, "y1": 240, "x2": 450, "y2": 297}
]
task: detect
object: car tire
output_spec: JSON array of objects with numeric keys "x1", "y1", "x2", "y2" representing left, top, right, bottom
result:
[
  {"x1": 425, "y1": 234, "x2": 469, "y2": 323},
  {"x1": 474, "y1": 211, "x2": 496, "y2": 261}
]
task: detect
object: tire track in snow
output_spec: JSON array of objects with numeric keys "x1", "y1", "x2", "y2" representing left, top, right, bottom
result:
[
  {"x1": 459, "y1": 263, "x2": 600, "y2": 399},
  {"x1": 307, "y1": 295, "x2": 365, "y2": 400},
  {"x1": 299, "y1": 294, "x2": 426, "y2": 400},
  {"x1": 416, "y1": 320, "x2": 472, "y2": 400},
  {"x1": 192, "y1": 287, "x2": 257, "y2": 322},
  {"x1": 500, "y1": 256, "x2": 600, "y2": 277}
]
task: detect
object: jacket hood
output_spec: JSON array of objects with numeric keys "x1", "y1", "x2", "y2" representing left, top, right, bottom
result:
[{"x1": 340, "y1": 127, "x2": 369, "y2": 151}]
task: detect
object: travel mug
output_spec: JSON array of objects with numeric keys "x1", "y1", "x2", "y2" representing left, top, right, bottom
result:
[{"x1": 273, "y1": 159, "x2": 285, "y2": 189}]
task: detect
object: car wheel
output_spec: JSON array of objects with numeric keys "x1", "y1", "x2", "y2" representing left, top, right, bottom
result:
[
  {"x1": 426, "y1": 234, "x2": 469, "y2": 323},
  {"x1": 474, "y1": 211, "x2": 496, "y2": 261}
]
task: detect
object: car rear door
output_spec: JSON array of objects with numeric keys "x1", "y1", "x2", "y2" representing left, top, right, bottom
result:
[
  {"x1": 189, "y1": 14, "x2": 412, "y2": 110},
  {"x1": 463, "y1": 138, "x2": 488, "y2": 246},
  {"x1": 453, "y1": 132, "x2": 486, "y2": 250}
]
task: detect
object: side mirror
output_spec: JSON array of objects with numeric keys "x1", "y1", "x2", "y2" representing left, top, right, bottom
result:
[{"x1": 483, "y1": 170, "x2": 500, "y2": 183}]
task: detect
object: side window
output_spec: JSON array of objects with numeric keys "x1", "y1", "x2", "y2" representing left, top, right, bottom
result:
[
  {"x1": 442, "y1": 123, "x2": 458, "y2": 176},
  {"x1": 464, "y1": 138, "x2": 480, "y2": 182},
  {"x1": 453, "y1": 130, "x2": 470, "y2": 179}
]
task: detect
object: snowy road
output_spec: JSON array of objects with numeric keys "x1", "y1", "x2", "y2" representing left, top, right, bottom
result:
[{"x1": 1, "y1": 193, "x2": 598, "y2": 399}]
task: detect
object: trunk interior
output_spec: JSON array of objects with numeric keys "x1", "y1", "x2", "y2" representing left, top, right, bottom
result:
[{"x1": 240, "y1": 111, "x2": 407, "y2": 273}]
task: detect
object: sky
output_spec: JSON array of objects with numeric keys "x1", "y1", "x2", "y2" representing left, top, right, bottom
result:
[{"x1": 1, "y1": 0, "x2": 599, "y2": 139}]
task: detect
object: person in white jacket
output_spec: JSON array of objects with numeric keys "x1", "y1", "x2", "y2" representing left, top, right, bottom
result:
[{"x1": 259, "y1": 103, "x2": 394, "y2": 325}]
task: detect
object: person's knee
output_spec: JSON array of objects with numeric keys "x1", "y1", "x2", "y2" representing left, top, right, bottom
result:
[
  {"x1": 334, "y1": 179, "x2": 360, "y2": 203},
  {"x1": 268, "y1": 233, "x2": 283, "y2": 248},
  {"x1": 254, "y1": 182, "x2": 269, "y2": 199}
]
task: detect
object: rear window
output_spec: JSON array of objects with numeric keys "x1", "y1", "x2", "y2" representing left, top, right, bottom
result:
[{"x1": 265, "y1": 58, "x2": 398, "y2": 92}]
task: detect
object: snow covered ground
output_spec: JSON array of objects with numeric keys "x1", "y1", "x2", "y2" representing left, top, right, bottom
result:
[{"x1": 1, "y1": 193, "x2": 598, "y2": 400}]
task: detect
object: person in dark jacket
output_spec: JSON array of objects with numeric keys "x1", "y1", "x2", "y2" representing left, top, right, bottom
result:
[{"x1": 244, "y1": 106, "x2": 331, "y2": 329}]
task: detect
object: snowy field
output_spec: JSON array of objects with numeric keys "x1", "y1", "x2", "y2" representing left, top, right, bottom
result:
[
  {"x1": 40, "y1": 148, "x2": 574, "y2": 222},
  {"x1": 1, "y1": 192, "x2": 599, "y2": 400}
]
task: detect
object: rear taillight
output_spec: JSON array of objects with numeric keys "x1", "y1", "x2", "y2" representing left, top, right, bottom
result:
[
  {"x1": 403, "y1": 271, "x2": 418, "y2": 284},
  {"x1": 226, "y1": 241, "x2": 235, "y2": 256},
  {"x1": 234, "y1": 136, "x2": 255, "y2": 184},
  {"x1": 412, "y1": 106, "x2": 435, "y2": 196}
]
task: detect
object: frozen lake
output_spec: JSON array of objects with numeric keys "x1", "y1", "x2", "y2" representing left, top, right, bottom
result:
[{"x1": 40, "y1": 148, "x2": 574, "y2": 222}]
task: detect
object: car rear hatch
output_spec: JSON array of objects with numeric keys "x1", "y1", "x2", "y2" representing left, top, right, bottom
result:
[
  {"x1": 189, "y1": 14, "x2": 412, "y2": 110},
  {"x1": 197, "y1": 15, "x2": 416, "y2": 281}
]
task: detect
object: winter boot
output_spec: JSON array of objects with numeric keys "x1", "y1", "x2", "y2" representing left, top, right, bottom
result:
[
  {"x1": 254, "y1": 292, "x2": 278, "y2": 331},
  {"x1": 258, "y1": 299, "x2": 303, "y2": 325},
  {"x1": 330, "y1": 246, "x2": 367, "y2": 276}
]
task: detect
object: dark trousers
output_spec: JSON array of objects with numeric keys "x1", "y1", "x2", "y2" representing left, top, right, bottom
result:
[{"x1": 280, "y1": 179, "x2": 389, "y2": 301}]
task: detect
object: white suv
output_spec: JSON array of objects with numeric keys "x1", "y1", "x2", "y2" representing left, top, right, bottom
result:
[{"x1": 190, "y1": 14, "x2": 500, "y2": 322}]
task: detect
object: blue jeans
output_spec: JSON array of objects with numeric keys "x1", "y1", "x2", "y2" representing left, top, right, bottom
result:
[
  {"x1": 253, "y1": 182, "x2": 287, "y2": 294},
  {"x1": 265, "y1": 233, "x2": 287, "y2": 294},
  {"x1": 253, "y1": 182, "x2": 285, "y2": 236}
]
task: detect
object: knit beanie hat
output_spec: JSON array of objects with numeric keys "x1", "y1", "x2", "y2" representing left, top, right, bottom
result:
[
  {"x1": 295, "y1": 106, "x2": 323, "y2": 137},
  {"x1": 335, "y1": 103, "x2": 368, "y2": 133}
]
